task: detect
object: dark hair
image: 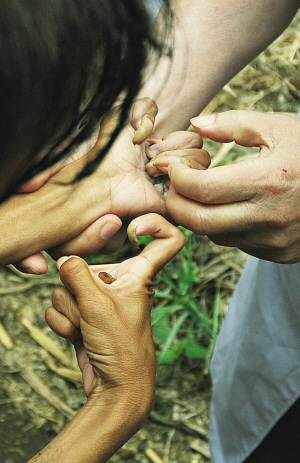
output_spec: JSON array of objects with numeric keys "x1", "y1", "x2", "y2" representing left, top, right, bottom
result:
[{"x1": 0, "y1": 0, "x2": 172, "y2": 201}]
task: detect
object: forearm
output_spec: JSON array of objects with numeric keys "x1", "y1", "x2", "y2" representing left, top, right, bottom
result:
[
  {"x1": 0, "y1": 157, "x2": 110, "y2": 266},
  {"x1": 29, "y1": 385, "x2": 153, "y2": 463},
  {"x1": 141, "y1": 0, "x2": 300, "y2": 135}
]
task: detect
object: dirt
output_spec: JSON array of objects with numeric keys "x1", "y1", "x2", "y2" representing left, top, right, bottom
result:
[
  {"x1": 0, "y1": 247, "x2": 215, "y2": 463},
  {"x1": 1, "y1": 11, "x2": 300, "y2": 462}
]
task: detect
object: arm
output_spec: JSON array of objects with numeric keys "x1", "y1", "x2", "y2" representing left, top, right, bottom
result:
[
  {"x1": 0, "y1": 100, "x2": 163, "y2": 267},
  {"x1": 29, "y1": 214, "x2": 185, "y2": 462},
  {"x1": 140, "y1": 0, "x2": 300, "y2": 135},
  {"x1": 0, "y1": 99, "x2": 206, "y2": 269},
  {"x1": 3, "y1": 0, "x2": 299, "y2": 268}
]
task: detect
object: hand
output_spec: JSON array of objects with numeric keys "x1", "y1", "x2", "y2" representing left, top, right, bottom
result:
[
  {"x1": 166, "y1": 110, "x2": 300, "y2": 263},
  {"x1": 45, "y1": 213, "x2": 186, "y2": 398},
  {"x1": 12, "y1": 98, "x2": 163, "y2": 273},
  {"x1": 145, "y1": 130, "x2": 210, "y2": 177}
]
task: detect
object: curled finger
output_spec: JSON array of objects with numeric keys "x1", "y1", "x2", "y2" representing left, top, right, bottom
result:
[
  {"x1": 146, "y1": 131, "x2": 203, "y2": 158},
  {"x1": 127, "y1": 213, "x2": 186, "y2": 277},
  {"x1": 146, "y1": 148, "x2": 210, "y2": 177}
]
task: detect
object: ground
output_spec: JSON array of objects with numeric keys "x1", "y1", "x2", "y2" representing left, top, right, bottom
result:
[{"x1": 0, "y1": 12, "x2": 299, "y2": 463}]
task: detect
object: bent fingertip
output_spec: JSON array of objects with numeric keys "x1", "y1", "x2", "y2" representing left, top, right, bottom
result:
[
  {"x1": 127, "y1": 220, "x2": 141, "y2": 249},
  {"x1": 57, "y1": 255, "x2": 81, "y2": 270}
]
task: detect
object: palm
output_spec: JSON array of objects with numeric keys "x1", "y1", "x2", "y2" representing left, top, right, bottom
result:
[{"x1": 95, "y1": 123, "x2": 166, "y2": 219}]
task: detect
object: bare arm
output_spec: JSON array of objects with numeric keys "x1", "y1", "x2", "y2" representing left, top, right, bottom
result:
[
  {"x1": 141, "y1": 0, "x2": 300, "y2": 135},
  {"x1": 29, "y1": 214, "x2": 185, "y2": 462}
]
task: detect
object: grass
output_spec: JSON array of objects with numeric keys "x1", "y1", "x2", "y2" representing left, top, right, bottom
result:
[{"x1": 86, "y1": 227, "x2": 238, "y2": 373}]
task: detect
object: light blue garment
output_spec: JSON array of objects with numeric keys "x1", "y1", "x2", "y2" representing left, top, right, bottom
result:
[
  {"x1": 210, "y1": 257, "x2": 300, "y2": 462},
  {"x1": 144, "y1": 0, "x2": 163, "y2": 22}
]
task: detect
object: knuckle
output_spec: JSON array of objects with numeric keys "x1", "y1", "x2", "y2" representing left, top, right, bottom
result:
[
  {"x1": 193, "y1": 176, "x2": 212, "y2": 202},
  {"x1": 174, "y1": 227, "x2": 187, "y2": 247},
  {"x1": 189, "y1": 131, "x2": 203, "y2": 148},
  {"x1": 52, "y1": 286, "x2": 68, "y2": 308},
  {"x1": 60, "y1": 256, "x2": 87, "y2": 275},
  {"x1": 188, "y1": 210, "x2": 212, "y2": 235},
  {"x1": 200, "y1": 149, "x2": 211, "y2": 168}
]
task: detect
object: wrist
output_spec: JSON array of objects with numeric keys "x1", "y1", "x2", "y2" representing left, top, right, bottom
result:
[
  {"x1": 29, "y1": 382, "x2": 155, "y2": 463},
  {"x1": 91, "y1": 376, "x2": 156, "y2": 424}
]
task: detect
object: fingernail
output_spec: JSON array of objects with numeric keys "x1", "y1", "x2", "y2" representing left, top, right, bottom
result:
[
  {"x1": 127, "y1": 218, "x2": 141, "y2": 249},
  {"x1": 98, "y1": 271, "x2": 115, "y2": 284},
  {"x1": 57, "y1": 256, "x2": 72, "y2": 270},
  {"x1": 190, "y1": 114, "x2": 216, "y2": 127},
  {"x1": 100, "y1": 221, "x2": 121, "y2": 241},
  {"x1": 153, "y1": 156, "x2": 181, "y2": 167}
]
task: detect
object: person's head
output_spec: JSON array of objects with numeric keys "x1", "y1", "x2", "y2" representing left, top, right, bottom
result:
[{"x1": 0, "y1": 0, "x2": 171, "y2": 202}]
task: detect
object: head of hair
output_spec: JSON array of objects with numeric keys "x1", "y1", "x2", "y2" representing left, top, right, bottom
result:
[{"x1": 0, "y1": 0, "x2": 172, "y2": 202}]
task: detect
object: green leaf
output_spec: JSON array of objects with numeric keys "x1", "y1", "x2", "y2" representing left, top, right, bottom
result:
[
  {"x1": 157, "y1": 349, "x2": 179, "y2": 364},
  {"x1": 158, "y1": 312, "x2": 189, "y2": 363},
  {"x1": 185, "y1": 339, "x2": 208, "y2": 359},
  {"x1": 152, "y1": 317, "x2": 172, "y2": 344}
]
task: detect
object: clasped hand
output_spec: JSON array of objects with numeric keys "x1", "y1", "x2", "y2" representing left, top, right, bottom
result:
[
  {"x1": 46, "y1": 214, "x2": 185, "y2": 402},
  {"x1": 152, "y1": 110, "x2": 300, "y2": 264}
]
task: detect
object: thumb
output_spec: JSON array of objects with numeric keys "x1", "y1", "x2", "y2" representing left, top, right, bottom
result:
[
  {"x1": 57, "y1": 256, "x2": 100, "y2": 300},
  {"x1": 127, "y1": 213, "x2": 186, "y2": 277},
  {"x1": 190, "y1": 110, "x2": 285, "y2": 148}
]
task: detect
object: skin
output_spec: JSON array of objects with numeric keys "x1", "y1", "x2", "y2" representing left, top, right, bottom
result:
[
  {"x1": 8, "y1": 0, "x2": 300, "y2": 272},
  {"x1": 166, "y1": 111, "x2": 300, "y2": 263},
  {"x1": 1, "y1": 0, "x2": 300, "y2": 460},
  {"x1": 28, "y1": 213, "x2": 186, "y2": 462},
  {"x1": 0, "y1": 99, "x2": 206, "y2": 268},
  {"x1": 140, "y1": 0, "x2": 300, "y2": 264}
]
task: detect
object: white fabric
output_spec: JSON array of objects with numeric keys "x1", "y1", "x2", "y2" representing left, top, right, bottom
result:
[{"x1": 209, "y1": 257, "x2": 300, "y2": 462}]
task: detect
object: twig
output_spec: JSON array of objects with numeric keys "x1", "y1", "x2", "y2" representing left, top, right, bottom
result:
[
  {"x1": 20, "y1": 367, "x2": 76, "y2": 420},
  {"x1": 21, "y1": 316, "x2": 73, "y2": 368},
  {"x1": 190, "y1": 438, "x2": 211, "y2": 459},
  {"x1": 0, "y1": 321, "x2": 14, "y2": 349},
  {"x1": 145, "y1": 448, "x2": 165, "y2": 463},
  {"x1": 45, "y1": 354, "x2": 82, "y2": 384},
  {"x1": 0, "y1": 278, "x2": 58, "y2": 294},
  {"x1": 149, "y1": 411, "x2": 208, "y2": 439}
]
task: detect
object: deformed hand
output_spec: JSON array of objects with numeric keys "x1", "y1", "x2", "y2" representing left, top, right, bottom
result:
[
  {"x1": 45, "y1": 213, "x2": 186, "y2": 397},
  {"x1": 145, "y1": 130, "x2": 210, "y2": 177},
  {"x1": 13, "y1": 98, "x2": 165, "y2": 273}
]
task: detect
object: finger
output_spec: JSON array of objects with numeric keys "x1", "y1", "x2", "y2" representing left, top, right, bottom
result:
[
  {"x1": 51, "y1": 285, "x2": 81, "y2": 328},
  {"x1": 98, "y1": 225, "x2": 127, "y2": 254},
  {"x1": 190, "y1": 110, "x2": 290, "y2": 148},
  {"x1": 18, "y1": 169, "x2": 56, "y2": 193},
  {"x1": 166, "y1": 185, "x2": 261, "y2": 235},
  {"x1": 13, "y1": 253, "x2": 48, "y2": 275},
  {"x1": 74, "y1": 339, "x2": 97, "y2": 397},
  {"x1": 127, "y1": 213, "x2": 186, "y2": 277},
  {"x1": 130, "y1": 97, "x2": 158, "y2": 130},
  {"x1": 132, "y1": 114, "x2": 155, "y2": 144},
  {"x1": 146, "y1": 131, "x2": 203, "y2": 158},
  {"x1": 48, "y1": 215, "x2": 122, "y2": 260},
  {"x1": 57, "y1": 255, "x2": 108, "y2": 302},
  {"x1": 146, "y1": 149, "x2": 210, "y2": 177},
  {"x1": 45, "y1": 306, "x2": 81, "y2": 341},
  {"x1": 168, "y1": 157, "x2": 266, "y2": 204}
]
